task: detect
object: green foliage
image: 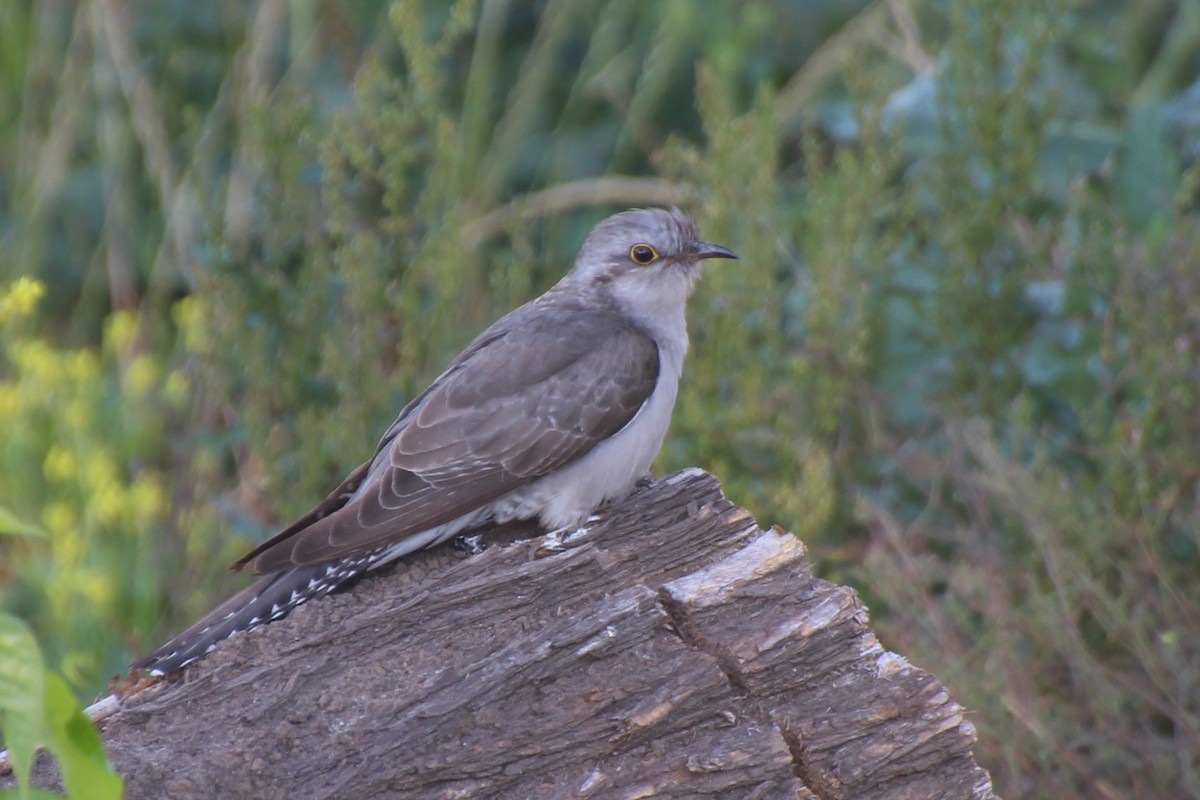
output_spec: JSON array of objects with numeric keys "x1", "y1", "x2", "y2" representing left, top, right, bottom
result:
[
  {"x1": 0, "y1": 613, "x2": 42, "y2": 797},
  {"x1": 0, "y1": 613, "x2": 123, "y2": 800},
  {"x1": 3, "y1": 0, "x2": 1200, "y2": 797}
]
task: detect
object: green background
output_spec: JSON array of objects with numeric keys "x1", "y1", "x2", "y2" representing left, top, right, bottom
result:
[{"x1": 2, "y1": 1, "x2": 1198, "y2": 796}]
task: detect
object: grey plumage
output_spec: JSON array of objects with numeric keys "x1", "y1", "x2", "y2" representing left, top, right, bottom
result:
[{"x1": 133, "y1": 207, "x2": 735, "y2": 675}]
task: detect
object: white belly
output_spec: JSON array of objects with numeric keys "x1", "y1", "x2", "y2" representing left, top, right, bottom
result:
[{"x1": 489, "y1": 340, "x2": 684, "y2": 530}]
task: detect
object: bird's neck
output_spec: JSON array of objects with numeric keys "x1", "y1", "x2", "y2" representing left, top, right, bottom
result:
[{"x1": 606, "y1": 267, "x2": 693, "y2": 332}]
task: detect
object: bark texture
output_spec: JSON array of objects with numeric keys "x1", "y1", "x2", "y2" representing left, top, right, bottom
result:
[{"x1": 36, "y1": 469, "x2": 996, "y2": 798}]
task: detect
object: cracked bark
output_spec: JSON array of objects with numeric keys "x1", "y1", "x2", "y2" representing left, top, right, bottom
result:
[{"x1": 27, "y1": 469, "x2": 995, "y2": 799}]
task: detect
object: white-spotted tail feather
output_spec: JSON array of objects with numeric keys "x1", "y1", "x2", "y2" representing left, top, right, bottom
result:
[{"x1": 132, "y1": 553, "x2": 379, "y2": 675}]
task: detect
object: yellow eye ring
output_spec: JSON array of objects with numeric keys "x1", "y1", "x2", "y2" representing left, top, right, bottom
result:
[{"x1": 629, "y1": 243, "x2": 660, "y2": 265}]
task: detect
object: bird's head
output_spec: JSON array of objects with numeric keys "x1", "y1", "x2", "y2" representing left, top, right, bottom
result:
[{"x1": 566, "y1": 208, "x2": 737, "y2": 309}]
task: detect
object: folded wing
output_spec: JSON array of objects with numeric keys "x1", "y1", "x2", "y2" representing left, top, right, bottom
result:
[{"x1": 234, "y1": 303, "x2": 659, "y2": 574}]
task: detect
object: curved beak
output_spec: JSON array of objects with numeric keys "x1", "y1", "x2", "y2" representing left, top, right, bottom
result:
[{"x1": 690, "y1": 241, "x2": 738, "y2": 261}]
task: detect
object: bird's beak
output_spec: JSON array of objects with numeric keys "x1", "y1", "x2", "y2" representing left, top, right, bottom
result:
[{"x1": 690, "y1": 241, "x2": 738, "y2": 261}]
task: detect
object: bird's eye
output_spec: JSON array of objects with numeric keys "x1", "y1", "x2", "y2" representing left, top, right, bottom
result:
[{"x1": 629, "y1": 243, "x2": 660, "y2": 265}]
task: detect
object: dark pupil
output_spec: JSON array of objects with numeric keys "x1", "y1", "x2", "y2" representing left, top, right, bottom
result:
[{"x1": 634, "y1": 246, "x2": 653, "y2": 262}]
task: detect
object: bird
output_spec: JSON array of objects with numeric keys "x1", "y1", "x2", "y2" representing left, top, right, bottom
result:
[{"x1": 132, "y1": 207, "x2": 736, "y2": 675}]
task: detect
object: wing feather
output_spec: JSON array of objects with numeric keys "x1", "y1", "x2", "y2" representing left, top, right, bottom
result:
[{"x1": 235, "y1": 301, "x2": 659, "y2": 574}]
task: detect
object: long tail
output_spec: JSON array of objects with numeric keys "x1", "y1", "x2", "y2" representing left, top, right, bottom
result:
[{"x1": 132, "y1": 554, "x2": 377, "y2": 675}]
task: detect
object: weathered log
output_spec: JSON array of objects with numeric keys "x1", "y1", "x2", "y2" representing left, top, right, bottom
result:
[{"x1": 26, "y1": 469, "x2": 996, "y2": 799}]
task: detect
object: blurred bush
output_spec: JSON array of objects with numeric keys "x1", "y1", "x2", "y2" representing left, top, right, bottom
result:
[{"x1": 2, "y1": 0, "x2": 1198, "y2": 796}]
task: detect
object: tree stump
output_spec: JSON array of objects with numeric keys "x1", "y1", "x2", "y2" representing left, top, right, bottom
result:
[{"x1": 30, "y1": 469, "x2": 996, "y2": 798}]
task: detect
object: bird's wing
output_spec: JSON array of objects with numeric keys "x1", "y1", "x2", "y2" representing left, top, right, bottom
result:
[{"x1": 233, "y1": 303, "x2": 660, "y2": 574}]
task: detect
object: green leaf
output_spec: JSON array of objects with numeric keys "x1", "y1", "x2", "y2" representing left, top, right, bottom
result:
[
  {"x1": 41, "y1": 675, "x2": 122, "y2": 800},
  {"x1": 1115, "y1": 105, "x2": 1182, "y2": 232},
  {"x1": 0, "y1": 613, "x2": 45, "y2": 796},
  {"x1": 0, "y1": 506, "x2": 46, "y2": 538}
]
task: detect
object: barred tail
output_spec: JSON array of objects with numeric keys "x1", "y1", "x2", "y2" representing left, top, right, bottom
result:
[{"x1": 132, "y1": 556, "x2": 374, "y2": 675}]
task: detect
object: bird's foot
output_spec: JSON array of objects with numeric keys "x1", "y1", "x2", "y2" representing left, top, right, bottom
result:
[
  {"x1": 534, "y1": 521, "x2": 596, "y2": 557},
  {"x1": 452, "y1": 533, "x2": 489, "y2": 556}
]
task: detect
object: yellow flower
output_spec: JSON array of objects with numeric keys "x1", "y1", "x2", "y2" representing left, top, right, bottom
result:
[
  {"x1": 0, "y1": 384, "x2": 20, "y2": 417},
  {"x1": 93, "y1": 484, "x2": 126, "y2": 526},
  {"x1": 43, "y1": 445, "x2": 78, "y2": 482},
  {"x1": 163, "y1": 369, "x2": 190, "y2": 408},
  {"x1": 130, "y1": 471, "x2": 168, "y2": 521},
  {"x1": 63, "y1": 398, "x2": 91, "y2": 431},
  {"x1": 105, "y1": 309, "x2": 138, "y2": 354},
  {"x1": 67, "y1": 349, "x2": 100, "y2": 382},
  {"x1": 124, "y1": 353, "x2": 160, "y2": 398},
  {"x1": 11, "y1": 339, "x2": 61, "y2": 381},
  {"x1": 83, "y1": 450, "x2": 119, "y2": 494},
  {"x1": 172, "y1": 296, "x2": 208, "y2": 353},
  {"x1": 0, "y1": 277, "x2": 45, "y2": 323},
  {"x1": 42, "y1": 502, "x2": 76, "y2": 536}
]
